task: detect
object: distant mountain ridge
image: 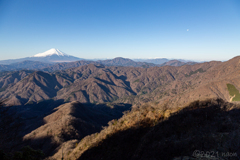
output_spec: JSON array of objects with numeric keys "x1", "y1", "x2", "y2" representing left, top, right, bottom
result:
[
  {"x1": 0, "y1": 48, "x2": 197, "y2": 68},
  {"x1": 0, "y1": 61, "x2": 52, "y2": 71},
  {"x1": 159, "y1": 60, "x2": 197, "y2": 67},
  {"x1": 0, "y1": 48, "x2": 82, "y2": 64},
  {"x1": 42, "y1": 57, "x2": 194, "y2": 72},
  {"x1": 0, "y1": 58, "x2": 196, "y2": 72},
  {"x1": 134, "y1": 58, "x2": 194, "y2": 64},
  {"x1": 133, "y1": 58, "x2": 169, "y2": 64},
  {"x1": 97, "y1": 57, "x2": 155, "y2": 67}
]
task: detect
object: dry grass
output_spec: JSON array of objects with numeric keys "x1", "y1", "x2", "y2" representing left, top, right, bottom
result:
[
  {"x1": 56, "y1": 98, "x2": 240, "y2": 160},
  {"x1": 57, "y1": 100, "x2": 178, "y2": 160}
]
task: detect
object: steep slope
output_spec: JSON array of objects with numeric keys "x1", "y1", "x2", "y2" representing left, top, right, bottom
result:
[
  {"x1": 110, "y1": 61, "x2": 220, "y2": 105},
  {"x1": 56, "y1": 64, "x2": 137, "y2": 103},
  {"x1": 164, "y1": 56, "x2": 240, "y2": 108},
  {"x1": 0, "y1": 99, "x2": 65, "y2": 153},
  {"x1": 0, "y1": 71, "x2": 68, "y2": 105},
  {"x1": 21, "y1": 101, "x2": 131, "y2": 157},
  {"x1": 60, "y1": 99, "x2": 240, "y2": 160},
  {"x1": 0, "y1": 70, "x2": 33, "y2": 88},
  {"x1": 55, "y1": 64, "x2": 180, "y2": 103},
  {"x1": 55, "y1": 60, "x2": 222, "y2": 105}
]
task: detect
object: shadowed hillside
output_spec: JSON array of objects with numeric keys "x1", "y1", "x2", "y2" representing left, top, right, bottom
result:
[
  {"x1": 61, "y1": 98, "x2": 240, "y2": 160},
  {"x1": 0, "y1": 99, "x2": 131, "y2": 158}
]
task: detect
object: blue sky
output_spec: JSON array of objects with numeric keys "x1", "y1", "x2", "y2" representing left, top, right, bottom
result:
[{"x1": 0, "y1": 0, "x2": 239, "y2": 61}]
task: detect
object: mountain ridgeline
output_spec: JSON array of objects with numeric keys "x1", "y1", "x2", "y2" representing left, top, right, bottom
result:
[
  {"x1": 0, "y1": 48, "x2": 196, "y2": 71},
  {"x1": 0, "y1": 58, "x2": 195, "y2": 72},
  {"x1": 0, "y1": 58, "x2": 225, "y2": 106},
  {"x1": 2, "y1": 55, "x2": 239, "y2": 107}
]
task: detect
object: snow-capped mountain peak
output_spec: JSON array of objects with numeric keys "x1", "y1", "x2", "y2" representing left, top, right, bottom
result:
[{"x1": 33, "y1": 48, "x2": 69, "y2": 57}]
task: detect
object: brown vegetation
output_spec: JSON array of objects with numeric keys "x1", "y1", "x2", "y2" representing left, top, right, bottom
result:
[
  {"x1": 1, "y1": 56, "x2": 240, "y2": 159},
  {"x1": 0, "y1": 58, "x2": 223, "y2": 106},
  {"x1": 60, "y1": 98, "x2": 240, "y2": 160}
]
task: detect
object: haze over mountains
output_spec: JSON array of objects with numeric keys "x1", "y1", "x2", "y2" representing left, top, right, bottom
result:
[
  {"x1": 1, "y1": 49, "x2": 240, "y2": 159},
  {"x1": 0, "y1": 49, "x2": 196, "y2": 72}
]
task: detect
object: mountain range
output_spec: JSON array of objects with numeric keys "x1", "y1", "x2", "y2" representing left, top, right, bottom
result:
[
  {"x1": 0, "y1": 56, "x2": 230, "y2": 107},
  {"x1": 0, "y1": 49, "x2": 196, "y2": 72},
  {"x1": 1, "y1": 50, "x2": 240, "y2": 160}
]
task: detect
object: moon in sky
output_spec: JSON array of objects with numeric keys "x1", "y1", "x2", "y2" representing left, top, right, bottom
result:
[{"x1": 187, "y1": 29, "x2": 189, "y2": 31}]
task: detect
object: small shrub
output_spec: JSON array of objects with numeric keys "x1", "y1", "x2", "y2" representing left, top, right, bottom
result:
[
  {"x1": 227, "y1": 83, "x2": 240, "y2": 101},
  {"x1": 133, "y1": 79, "x2": 140, "y2": 83}
]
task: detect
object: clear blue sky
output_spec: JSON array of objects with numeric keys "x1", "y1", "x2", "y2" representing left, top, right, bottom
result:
[{"x1": 0, "y1": 0, "x2": 239, "y2": 61}]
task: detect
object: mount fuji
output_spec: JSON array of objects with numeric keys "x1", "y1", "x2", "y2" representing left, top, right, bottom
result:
[
  {"x1": 0, "y1": 48, "x2": 82, "y2": 65},
  {"x1": 33, "y1": 48, "x2": 69, "y2": 57}
]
